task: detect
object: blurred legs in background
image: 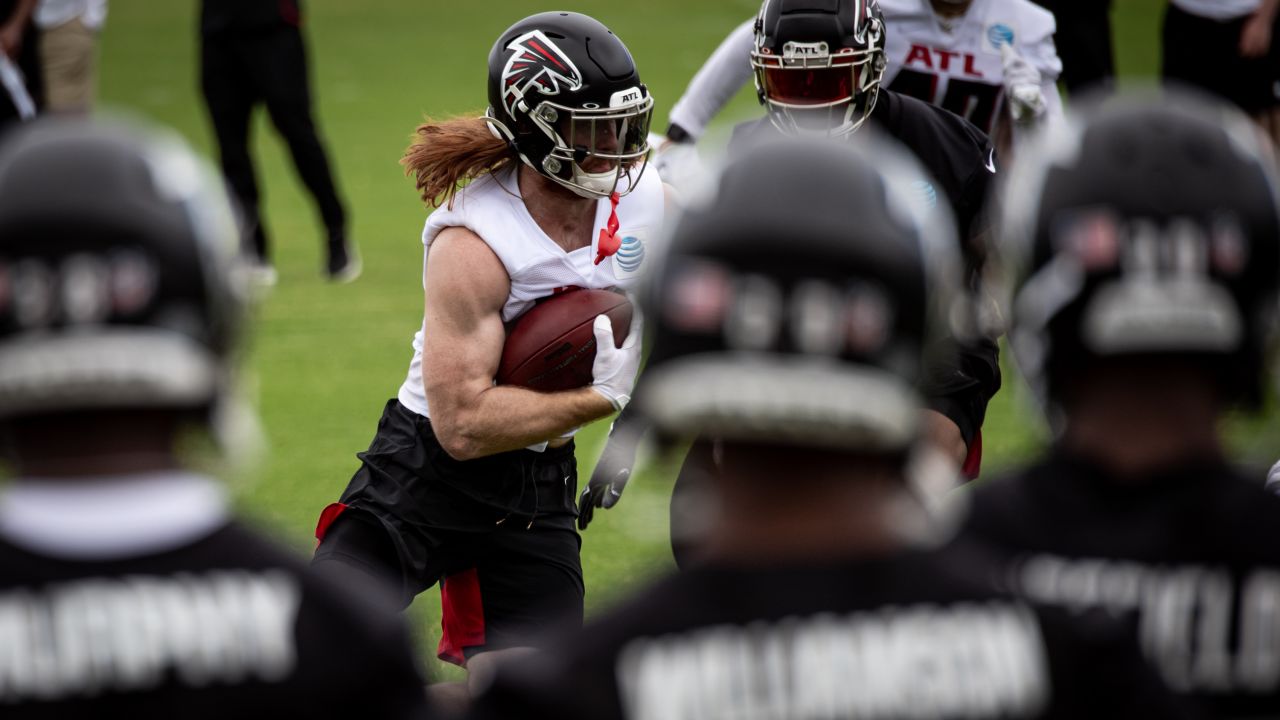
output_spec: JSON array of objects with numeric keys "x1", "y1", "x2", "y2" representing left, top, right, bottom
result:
[{"x1": 200, "y1": 22, "x2": 356, "y2": 283}]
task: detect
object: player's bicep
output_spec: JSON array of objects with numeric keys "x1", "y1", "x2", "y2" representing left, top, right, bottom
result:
[{"x1": 420, "y1": 228, "x2": 509, "y2": 410}]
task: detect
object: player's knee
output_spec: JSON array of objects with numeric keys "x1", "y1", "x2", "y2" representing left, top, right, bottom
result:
[
  {"x1": 466, "y1": 647, "x2": 538, "y2": 696},
  {"x1": 312, "y1": 510, "x2": 407, "y2": 609}
]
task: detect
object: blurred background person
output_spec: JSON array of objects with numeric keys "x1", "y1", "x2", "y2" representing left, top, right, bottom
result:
[
  {"x1": 964, "y1": 90, "x2": 1280, "y2": 718},
  {"x1": 1031, "y1": 0, "x2": 1114, "y2": 93},
  {"x1": 468, "y1": 133, "x2": 1188, "y2": 720},
  {"x1": 1162, "y1": 0, "x2": 1280, "y2": 134},
  {"x1": 0, "y1": 117, "x2": 431, "y2": 719},
  {"x1": 0, "y1": 0, "x2": 39, "y2": 131},
  {"x1": 200, "y1": 0, "x2": 357, "y2": 285},
  {"x1": 33, "y1": 0, "x2": 105, "y2": 114}
]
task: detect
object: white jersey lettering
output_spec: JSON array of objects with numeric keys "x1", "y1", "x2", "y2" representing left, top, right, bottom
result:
[
  {"x1": 616, "y1": 602, "x2": 1048, "y2": 720},
  {"x1": 0, "y1": 571, "x2": 300, "y2": 702},
  {"x1": 1018, "y1": 553, "x2": 1280, "y2": 694}
]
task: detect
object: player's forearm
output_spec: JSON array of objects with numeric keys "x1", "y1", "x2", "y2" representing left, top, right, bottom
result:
[
  {"x1": 433, "y1": 385, "x2": 614, "y2": 460},
  {"x1": 668, "y1": 19, "x2": 755, "y2": 140}
]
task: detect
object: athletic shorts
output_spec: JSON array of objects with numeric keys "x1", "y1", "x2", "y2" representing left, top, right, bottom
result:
[
  {"x1": 312, "y1": 399, "x2": 583, "y2": 665},
  {"x1": 1163, "y1": 4, "x2": 1277, "y2": 114}
]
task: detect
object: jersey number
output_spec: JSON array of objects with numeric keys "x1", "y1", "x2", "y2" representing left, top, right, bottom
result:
[{"x1": 889, "y1": 70, "x2": 1001, "y2": 134}]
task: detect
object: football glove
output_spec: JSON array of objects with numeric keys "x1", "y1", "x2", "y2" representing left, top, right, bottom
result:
[
  {"x1": 1000, "y1": 43, "x2": 1046, "y2": 123},
  {"x1": 647, "y1": 131, "x2": 702, "y2": 192},
  {"x1": 590, "y1": 310, "x2": 643, "y2": 412},
  {"x1": 578, "y1": 414, "x2": 645, "y2": 530}
]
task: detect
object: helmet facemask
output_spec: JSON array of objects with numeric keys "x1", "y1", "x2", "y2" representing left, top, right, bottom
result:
[
  {"x1": 752, "y1": 38, "x2": 886, "y2": 138},
  {"x1": 527, "y1": 92, "x2": 655, "y2": 199}
]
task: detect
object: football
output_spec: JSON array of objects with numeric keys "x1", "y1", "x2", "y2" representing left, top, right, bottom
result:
[{"x1": 496, "y1": 288, "x2": 632, "y2": 392}]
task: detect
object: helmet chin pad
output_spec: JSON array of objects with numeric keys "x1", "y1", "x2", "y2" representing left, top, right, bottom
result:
[
  {"x1": 571, "y1": 165, "x2": 622, "y2": 197},
  {"x1": 538, "y1": 154, "x2": 623, "y2": 199}
]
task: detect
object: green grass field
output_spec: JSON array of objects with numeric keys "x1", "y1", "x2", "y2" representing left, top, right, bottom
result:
[{"x1": 89, "y1": 0, "x2": 1275, "y2": 682}]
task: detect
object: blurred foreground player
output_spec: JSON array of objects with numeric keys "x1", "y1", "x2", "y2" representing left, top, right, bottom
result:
[
  {"x1": 964, "y1": 91, "x2": 1280, "y2": 717},
  {"x1": 469, "y1": 135, "x2": 1188, "y2": 720},
  {"x1": 0, "y1": 118, "x2": 431, "y2": 719}
]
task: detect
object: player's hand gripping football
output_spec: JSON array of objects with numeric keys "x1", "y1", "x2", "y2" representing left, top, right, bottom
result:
[
  {"x1": 590, "y1": 309, "x2": 643, "y2": 412},
  {"x1": 1000, "y1": 43, "x2": 1046, "y2": 123},
  {"x1": 578, "y1": 414, "x2": 644, "y2": 530}
]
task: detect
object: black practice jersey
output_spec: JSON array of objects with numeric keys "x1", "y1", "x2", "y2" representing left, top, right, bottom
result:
[
  {"x1": 467, "y1": 543, "x2": 1188, "y2": 720},
  {"x1": 963, "y1": 449, "x2": 1280, "y2": 718},
  {"x1": 729, "y1": 92, "x2": 1001, "y2": 448},
  {"x1": 0, "y1": 521, "x2": 431, "y2": 719},
  {"x1": 871, "y1": 88, "x2": 997, "y2": 250},
  {"x1": 729, "y1": 89, "x2": 997, "y2": 253}
]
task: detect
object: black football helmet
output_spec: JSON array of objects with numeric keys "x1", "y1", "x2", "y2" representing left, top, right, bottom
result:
[
  {"x1": 485, "y1": 12, "x2": 653, "y2": 199},
  {"x1": 0, "y1": 117, "x2": 248, "y2": 421},
  {"x1": 634, "y1": 132, "x2": 962, "y2": 451},
  {"x1": 751, "y1": 0, "x2": 887, "y2": 138},
  {"x1": 999, "y1": 89, "x2": 1280, "y2": 407}
]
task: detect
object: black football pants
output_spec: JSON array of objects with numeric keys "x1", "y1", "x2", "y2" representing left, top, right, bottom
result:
[
  {"x1": 200, "y1": 24, "x2": 345, "y2": 262},
  {"x1": 1031, "y1": 0, "x2": 1115, "y2": 94}
]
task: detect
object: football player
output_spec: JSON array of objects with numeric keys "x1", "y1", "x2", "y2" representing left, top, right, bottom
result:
[
  {"x1": 581, "y1": 0, "x2": 1003, "y2": 561},
  {"x1": 654, "y1": 0, "x2": 1062, "y2": 179},
  {"x1": 963, "y1": 90, "x2": 1280, "y2": 717},
  {"x1": 467, "y1": 133, "x2": 1189, "y2": 720},
  {"x1": 0, "y1": 117, "x2": 432, "y2": 718},
  {"x1": 310, "y1": 11, "x2": 659, "y2": 710}
]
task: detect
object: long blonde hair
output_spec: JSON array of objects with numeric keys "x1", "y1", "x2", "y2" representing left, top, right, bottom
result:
[{"x1": 401, "y1": 116, "x2": 518, "y2": 209}]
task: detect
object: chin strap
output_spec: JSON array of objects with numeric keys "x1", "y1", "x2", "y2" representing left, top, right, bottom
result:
[{"x1": 594, "y1": 192, "x2": 622, "y2": 266}]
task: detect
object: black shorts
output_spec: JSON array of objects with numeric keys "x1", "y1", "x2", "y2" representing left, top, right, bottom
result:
[
  {"x1": 1163, "y1": 4, "x2": 1277, "y2": 113},
  {"x1": 312, "y1": 399, "x2": 583, "y2": 665}
]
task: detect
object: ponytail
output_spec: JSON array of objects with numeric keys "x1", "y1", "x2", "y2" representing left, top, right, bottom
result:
[{"x1": 401, "y1": 116, "x2": 518, "y2": 209}]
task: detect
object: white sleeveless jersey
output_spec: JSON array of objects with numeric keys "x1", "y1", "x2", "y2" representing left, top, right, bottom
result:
[
  {"x1": 880, "y1": 0, "x2": 1062, "y2": 135},
  {"x1": 397, "y1": 165, "x2": 665, "y2": 421}
]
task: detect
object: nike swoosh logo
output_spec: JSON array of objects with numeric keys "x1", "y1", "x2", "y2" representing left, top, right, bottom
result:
[{"x1": 985, "y1": 148, "x2": 997, "y2": 174}]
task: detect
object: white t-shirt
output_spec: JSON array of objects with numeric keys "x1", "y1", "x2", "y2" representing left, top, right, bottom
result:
[
  {"x1": 35, "y1": 0, "x2": 108, "y2": 30},
  {"x1": 666, "y1": 0, "x2": 1062, "y2": 141},
  {"x1": 396, "y1": 165, "x2": 665, "y2": 422},
  {"x1": 1171, "y1": 0, "x2": 1260, "y2": 21}
]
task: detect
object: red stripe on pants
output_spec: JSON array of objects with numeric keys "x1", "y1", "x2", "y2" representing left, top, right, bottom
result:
[
  {"x1": 314, "y1": 502, "x2": 349, "y2": 543},
  {"x1": 962, "y1": 429, "x2": 983, "y2": 480},
  {"x1": 438, "y1": 568, "x2": 485, "y2": 667}
]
